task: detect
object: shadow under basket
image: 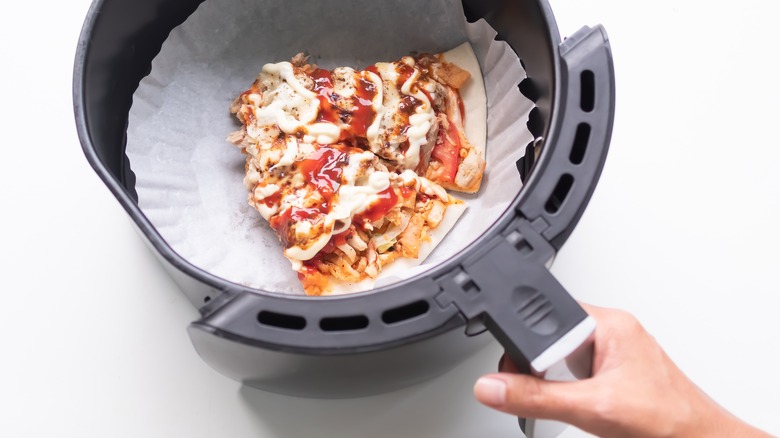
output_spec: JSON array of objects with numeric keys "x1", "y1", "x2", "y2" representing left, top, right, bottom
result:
[{"x1": 73, "y1": 0, "x2": 614, "y2": 405}]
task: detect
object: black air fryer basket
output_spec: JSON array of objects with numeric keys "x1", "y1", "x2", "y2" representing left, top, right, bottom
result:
[{"x1": 74, "y1": 0, "x2": 614, "y2": 400}]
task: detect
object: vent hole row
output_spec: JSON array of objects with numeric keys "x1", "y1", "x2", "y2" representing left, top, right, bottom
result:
[
  {"x1": 543, "y1": 69, "x2": 597, "y2": 214},
  {"x1": 255, "y1": 300, "x2": 430, "y2": 332}
]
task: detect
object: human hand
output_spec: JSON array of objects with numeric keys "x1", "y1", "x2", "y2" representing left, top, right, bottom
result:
[{"x1": 473, "y1": 303, "x2": 771, "y2": 437}]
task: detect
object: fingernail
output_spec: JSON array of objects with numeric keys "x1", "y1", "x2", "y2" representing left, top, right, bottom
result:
[{"x1": 474, "y1": 377, "x2": 507, "y2": 406}]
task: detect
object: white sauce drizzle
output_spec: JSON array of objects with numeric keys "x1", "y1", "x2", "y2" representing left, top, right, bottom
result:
[
  {"x1": 285, "y1": 232, "x2": 332, "y2": 262},
  {"x1": 365, "y1": 70, "x2": 386, "y2": 151},
  {"x1": 272, "y1": 136, "x2": 299, "y2": 169},
  {"x1": 284, "y1": 152, "x2": 395, "y2": 263},
  {"x1": 399, "y1": 60, "x2": 435, "y2": 170},
  {"x1": 307, "y1": 122, "x2": 341, "y2": 144},
  {"x1": 255, "y1": 62, "x2": 345, "y2": 144}
]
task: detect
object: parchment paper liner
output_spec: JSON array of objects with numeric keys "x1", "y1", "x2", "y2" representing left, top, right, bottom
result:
[{"x1": 127, "y1": 0, "x2": 533, "y2": 295}]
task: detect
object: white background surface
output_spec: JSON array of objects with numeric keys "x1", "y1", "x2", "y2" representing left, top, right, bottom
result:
[{"x1": 1, "y1": 0, "x2": 779, "y2": 437}]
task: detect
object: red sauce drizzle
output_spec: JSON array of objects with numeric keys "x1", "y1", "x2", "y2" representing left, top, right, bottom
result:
[
  {"x1": 270, "y1": 61, "x2": 436, "y2": 256},
  {"x1": 398, "y1": 95, "x2": 419, "y2": 115},
  {"x1": 261, "y1": 189, "x2": 282, "y2": 208},
  {"x1": 269, "y1": 146, "x2": 349, "y2": 249},
  {"x1": 319, "y1": 229, "x2": 351, "y2": 255},
  {"x1": 298, "y1": 145, "x2": 347, "y2": 203},
  {"x1": 311, "y1": 69, "x2": 341, "y2": 125},
  {"x1": 365, "y1": 65, "x2": 380, "y2": 77},
  {"x1": 298, "y1": 256, "x2": 325, "y2": 280},
  {"x1": 269, "y1": 208, "x2": 292, "y2": 238},
  {"x1": 333, "y1": 230, "x2": 351, "y2": 247},
  {"x1": 309, "y1": 69, "x2": 377, "y2": 141},
  {"x1": 357, "y1": 187, "x2": 399, "y2": 223},
  {"x1": 393, "y1": 64, "x2": 425, "y2": 156},
  {"x1": 396, "y1": 63, "x2": 416, "y2": 90},
  {"x1": 299, "y1": 227, "x2": 355, "y2": 274},
  {"x1": 351, "y1": 75, "x2": 377, "y2": 137},
  {"x1": 420, "y1": 88, "x2": 434, "y2": 107},
  {"x1": 430, "y1": 118, "x2": 461, "y2": 183},
  {"x1": 269, "y1": 206, "x2": 324, "y2": 248}
]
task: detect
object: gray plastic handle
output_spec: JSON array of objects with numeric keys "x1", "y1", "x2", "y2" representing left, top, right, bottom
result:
[{"x1": 435, "y1": 217, "x2": 593, "y2": 375}]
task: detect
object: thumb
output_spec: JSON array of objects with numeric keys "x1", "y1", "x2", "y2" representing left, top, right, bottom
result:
[{"x1": 473, "y1": 373, "x2": 590, "y2": 422}]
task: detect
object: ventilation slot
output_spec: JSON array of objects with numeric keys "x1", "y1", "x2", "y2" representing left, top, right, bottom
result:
[
  {"x1": 570, "y1": 123, "x2": 590, "y2": 165},
  {"x1": 382, "y1": 300, "x2": 430, "y2": 325},
  {"x1": 580, "y1": 70, "x2": 595, "y2": 112},
  {"x1": 257, "y1": 311, "x2": 306, "y2": 331},
  {"x1": 320, "y1": 315, "x2": 369, "y2": 332},
  {"x1": 545, "y1": 173, "x2": 574, "y2": 214}
]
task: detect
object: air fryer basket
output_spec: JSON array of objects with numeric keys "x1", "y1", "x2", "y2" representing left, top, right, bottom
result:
[{"x1": 74, "y1": 0, "x2": 614, "y2": 399}]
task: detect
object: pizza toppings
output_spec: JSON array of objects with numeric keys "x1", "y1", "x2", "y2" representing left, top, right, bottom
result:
[{"x1": 229, "y1": 48, "x2": 485, "y2": 295}]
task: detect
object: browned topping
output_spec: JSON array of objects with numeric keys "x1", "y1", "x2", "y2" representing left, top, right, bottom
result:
[{"x1": 229, "y1": 51, "x2": 484, "y2": 295}]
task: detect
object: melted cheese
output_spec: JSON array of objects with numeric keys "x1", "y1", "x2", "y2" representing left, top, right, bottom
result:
[{"x1": 254, "y1": 62, "x2": 320, "y2": 135}]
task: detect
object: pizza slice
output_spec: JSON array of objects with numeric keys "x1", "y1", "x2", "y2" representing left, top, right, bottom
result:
[
  {"x1": 228, "y1": 44, "x2": 485, "y2": 295},
  {"x1": 419, "y1": 49, "x2": 487, "y2": 193}
]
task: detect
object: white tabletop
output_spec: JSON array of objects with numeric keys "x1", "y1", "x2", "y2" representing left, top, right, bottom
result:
[{"x1": 2, "y1": 0, "x2": 779, "y2": 437}]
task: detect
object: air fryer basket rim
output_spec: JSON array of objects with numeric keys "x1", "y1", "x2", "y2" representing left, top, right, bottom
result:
[
  {"x1": 73, "y1": 0, "x2": 614, "y2": 359},
  {"x1": 73, "y1": 0, "x2": 564, "y2": 299},
  {"x1": 73, "y1": 0, "x2": 563, "y2": 303}
]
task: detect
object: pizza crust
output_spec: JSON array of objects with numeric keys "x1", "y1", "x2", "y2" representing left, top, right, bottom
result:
[{"x1": 441, "y1": 42, "x2": 487, "y2": 157}]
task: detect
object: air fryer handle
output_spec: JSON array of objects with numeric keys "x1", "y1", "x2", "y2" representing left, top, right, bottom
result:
[
  {"x1": 436, "y1": 218, "x2": 594, "y2": 376},
  {"x1": 482, "y1": 265, "x2": 595, "y2": 377},
  {"x1": 519, "y1": 25, "x2": 615, "y2": 251},
  {"x1": 436, "y1": 221, "x2": 595, "y2": 438}
]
